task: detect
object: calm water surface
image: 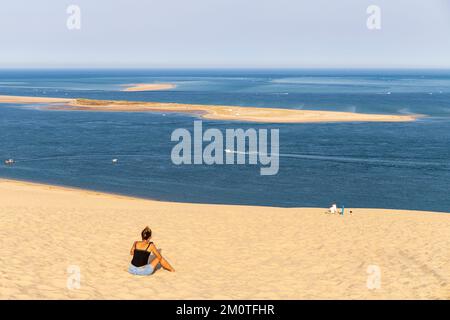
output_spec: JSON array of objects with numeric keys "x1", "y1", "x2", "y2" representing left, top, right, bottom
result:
[{"x1": 0, "y1": 69, "x2": 449, "y2": 211}]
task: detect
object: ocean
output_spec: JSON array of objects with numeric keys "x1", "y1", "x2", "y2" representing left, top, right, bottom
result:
[{"x1": 0, "y1": 69, "x2": 449, "y2": 211}]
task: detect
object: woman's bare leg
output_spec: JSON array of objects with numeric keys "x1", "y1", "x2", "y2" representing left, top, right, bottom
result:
[{"x1": 150, "y1": 255, "x2": 175, "y2": 272}]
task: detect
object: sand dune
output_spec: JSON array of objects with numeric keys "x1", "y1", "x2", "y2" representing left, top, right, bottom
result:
[
  {"x1": 0, "y1": 178, "x2": 448, "y2": 299},
  {"x1": 121, "y1": 83, "x2": 176, "y2": 92},
  {"x1": 0, "y1": 95, "x2": 418, "y2": 123}
]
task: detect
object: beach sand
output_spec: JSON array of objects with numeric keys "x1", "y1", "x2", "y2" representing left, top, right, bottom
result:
[
  {"x1": 121, "y1": 83, "x2": 176, "y2": 92},
  {"x1": 0, "y1": 95, "x2": 72, "y2": 104},
  {"x1": 0, "y1": 178, "x2": 448, "y2": 299},
  {"x1": 0, "y1": 95, "x2": 418, "y2": 123}
]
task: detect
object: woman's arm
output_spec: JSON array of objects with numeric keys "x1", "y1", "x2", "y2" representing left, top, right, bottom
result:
[
  {"x1": 149, "y1": 243, "x2": 163, "y2": 260},
  {"x1": 149, "y1": 243, "x2": 175, "y2": 272},
  {"x1": 130, "y1": 241, "x2": 137, "y2": 255}
]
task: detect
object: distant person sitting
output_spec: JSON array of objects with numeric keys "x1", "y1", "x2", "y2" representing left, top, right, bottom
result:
[
  {"x1": 328, "y1": 203, "x2": 337, "y2": 214},
  {"x1": 129, "y1": 226, "x2": 175, "y2": 276}
]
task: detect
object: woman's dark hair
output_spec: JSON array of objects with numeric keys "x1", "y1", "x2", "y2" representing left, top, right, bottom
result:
[{"x1": 141, "y1": 226, "x2": 152, "y2": 240}]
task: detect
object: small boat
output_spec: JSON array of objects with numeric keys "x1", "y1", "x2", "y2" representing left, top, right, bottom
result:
[
  {"x1": 112, "y1": 158, "x2": 118, "y2": 164},
  {"x1": 4, "y1": 159, "x2": 15, "y2": 165}
]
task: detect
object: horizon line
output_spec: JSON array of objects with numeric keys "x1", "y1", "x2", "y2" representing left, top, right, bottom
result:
[{"x1": 1, "y1": 66, "x2": 450, "y2": 71}]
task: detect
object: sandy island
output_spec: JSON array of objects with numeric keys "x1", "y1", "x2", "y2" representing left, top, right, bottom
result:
[
  {"x1": 0, "y1": 178, "x2": 448, "y2": 299},
  {"x1": 0, "y1": 95, "x2": 419, "y2": 123},
  {"x1": 121, "y1": 83, "x2": 176, "y2": 92}
]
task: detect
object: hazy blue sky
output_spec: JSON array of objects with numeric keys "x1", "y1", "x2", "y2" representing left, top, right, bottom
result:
[{"x1": 0, "y1": 0, "x2": 449, "y2": 68}]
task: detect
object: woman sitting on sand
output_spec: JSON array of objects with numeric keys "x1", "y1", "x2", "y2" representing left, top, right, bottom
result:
[{"x1": 129, "y1": 226, "x2": 175, "y2": 275}]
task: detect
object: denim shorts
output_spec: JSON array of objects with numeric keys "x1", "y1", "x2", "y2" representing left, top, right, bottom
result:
[{"x1": 128, "y1": 263, "x2": 154, "y2": 276}]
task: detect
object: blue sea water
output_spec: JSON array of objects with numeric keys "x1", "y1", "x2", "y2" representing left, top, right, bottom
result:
[{"x1": 0, "y1": 69, "x2": 449, "y2": 212}]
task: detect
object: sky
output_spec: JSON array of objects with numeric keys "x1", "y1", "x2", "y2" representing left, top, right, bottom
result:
[{"x1": 0, "y1": 0, "x2": 449, "y2": 68}]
